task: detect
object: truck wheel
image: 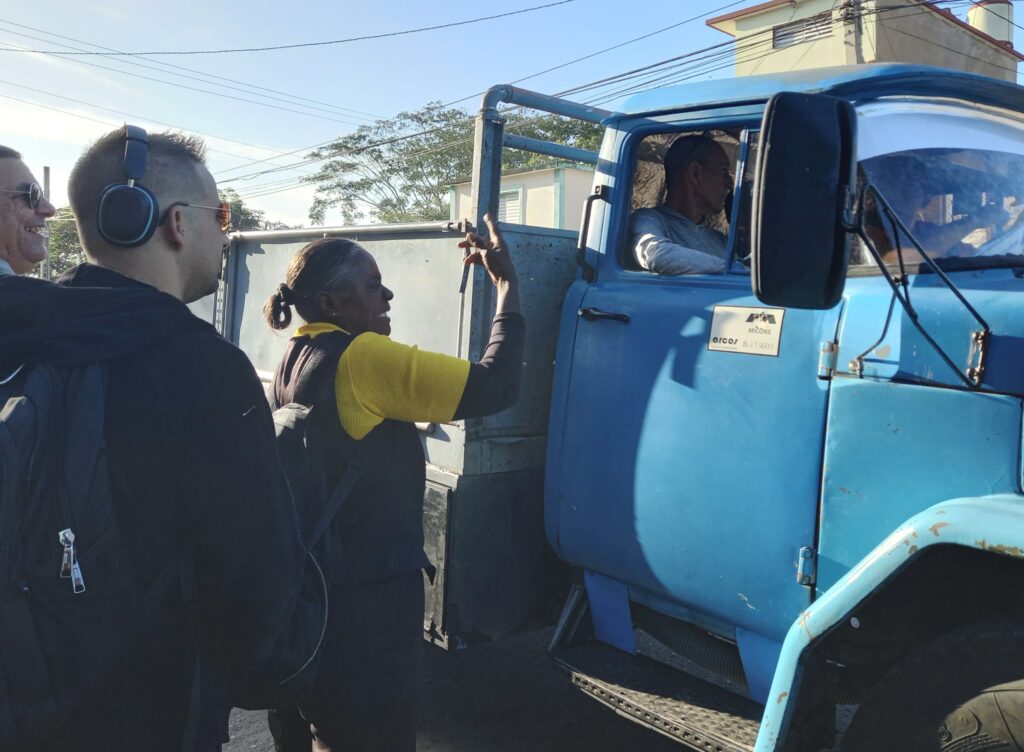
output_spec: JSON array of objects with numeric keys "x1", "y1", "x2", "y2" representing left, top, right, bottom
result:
[{"x1": 842, "y1": 619, "x2": 1024, "y2": 752}]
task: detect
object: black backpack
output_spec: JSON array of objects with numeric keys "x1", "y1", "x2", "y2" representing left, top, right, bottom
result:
[
  {"x1": 269, "y1": 337, "x2": 367, "y2": 556},
  {"x1": 234, "y1": 344, "x2": 367, "y2": 712},
  {"x1": 0, "y1": 360, "x2": 338, "y2": 746},
  {"x1": 0, "y1": 362, "x2": 177, "y2": 748}
]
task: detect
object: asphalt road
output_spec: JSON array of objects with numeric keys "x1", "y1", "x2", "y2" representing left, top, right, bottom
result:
[{"x1": 225, "y1": 627, "x2": 681, "y2": 752}]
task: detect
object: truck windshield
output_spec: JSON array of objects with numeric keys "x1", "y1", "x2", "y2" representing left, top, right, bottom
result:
[{"x1": 853, "y1": 101, "x2": 1024, "y2": 271}]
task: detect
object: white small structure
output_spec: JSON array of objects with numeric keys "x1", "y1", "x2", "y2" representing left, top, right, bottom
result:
[{"x1": 450, "y1": 164, "x2": 594, "y2": 231}]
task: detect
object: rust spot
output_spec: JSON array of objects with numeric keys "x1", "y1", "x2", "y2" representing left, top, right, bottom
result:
[
  {"x1": 799, "y1": 611, "x2": 813, "y2": 641},
  {"x1": 929, "y1": 522, "x2": 951, "y2": 537},
  {"x1": 937, "y1": 510, "x2": 947, "y2": 515},
  {"x1": 976, "y1": 539, "x2": 1024, "y2": 558},
  {"x1": 907, "y1": 545, "x2": 918, "y2": 555},
  {"x1": 777, "y1": 691, "x2": 789, "y2": 704},
  {"x1": 839, "y1": 487, "x2": 851, "y2": 495},
  {"x1": 875, "y1": 345, "x2": 892, "y2": 358}
]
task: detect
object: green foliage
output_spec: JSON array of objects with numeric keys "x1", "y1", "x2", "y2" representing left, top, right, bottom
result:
[
  {"x1": 219, "y1": 187, "x2": 292, "y2": 231},
  {"x1": 305, "y1": 102, "x2": 602, "y2": 225},
  {"x1": 46, "y1": 207, "x2": 85, "y2": 278}
]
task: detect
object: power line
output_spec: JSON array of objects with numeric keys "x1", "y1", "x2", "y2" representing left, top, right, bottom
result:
[
  {"x1": 0, "y1": 37, "x2": 368, "y2": 126},
  {"x1": 0, "y1": 79, "x2": 302, "y2": 163},
  {"x1": 0, "y1": 18, "x2": 384, "y2": 120},
  {"x1": 0, "y1": 0, "x2": 577, "y2": 56},
  {"x1": 437, "y1": 0, "x2": 750, "y2": 108},
  {"x1": 221, "y1": 0, "x2": 754, "y2": 178},
  {"x1": 234, "y1": 0, "x2": 990, "y2": 204}
]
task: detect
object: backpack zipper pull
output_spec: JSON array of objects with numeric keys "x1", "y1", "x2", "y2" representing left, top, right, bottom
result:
[{"x1": 58, "y1": 529, "x2": 86, "y2": 594}]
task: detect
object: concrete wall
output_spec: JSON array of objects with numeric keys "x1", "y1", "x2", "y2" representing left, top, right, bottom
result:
[
  {"x1": 719, "y1": 0, "x2": 1018, "y2": 82},
  {"x1": 452, "y1": 166, "x2": 594, "y2": 230},
  {"x1": 864, "y1": 0, "x2": 1018, "y2": 82},
  {"x1": 731, "y1": 0, "x2": 848, "y2": 76}
]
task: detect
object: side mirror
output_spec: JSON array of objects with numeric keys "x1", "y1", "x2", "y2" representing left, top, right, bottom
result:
[{"x1": 751, "y1": 92, "x2": 856, "y2": 309}]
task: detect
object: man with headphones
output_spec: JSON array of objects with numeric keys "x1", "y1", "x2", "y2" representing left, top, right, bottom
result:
[
  {"x1": 0, "y1": 126, "x2": 307, "y2": 751},
  {"x1": 0, "y1": 144, "x2": 56, "y2": 275}
]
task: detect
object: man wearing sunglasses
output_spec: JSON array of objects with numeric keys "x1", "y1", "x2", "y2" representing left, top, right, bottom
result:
[
  {"x1": 0, "y1": 129, "x2": 306, "y2": 752},
  {"x1": 0, "y1": 145, "x2": 56, "y2": 275}
]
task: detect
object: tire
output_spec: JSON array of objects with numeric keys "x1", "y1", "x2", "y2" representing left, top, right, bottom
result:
[{"x1": 842, "y1": 618, "x2": 1024, "y2": 752}]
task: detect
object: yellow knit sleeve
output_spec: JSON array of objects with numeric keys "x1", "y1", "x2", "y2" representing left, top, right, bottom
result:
[{"x1": 334, "y1": 333, "x2": 471, "y2": 440}]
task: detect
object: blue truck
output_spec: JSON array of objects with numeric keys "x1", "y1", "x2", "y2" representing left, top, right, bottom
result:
[{"x1": 204, "y1": 63, "x2": 1024, "y2": 751}]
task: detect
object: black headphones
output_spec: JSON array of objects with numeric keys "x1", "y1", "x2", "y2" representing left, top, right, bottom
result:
[{"x1": 96, "y1": 125, "x2": 160, "y2": 248}]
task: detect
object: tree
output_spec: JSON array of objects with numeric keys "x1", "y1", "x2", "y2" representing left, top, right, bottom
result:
[
  {"x1": 220, "y1": 187, "x2": 292, "y2": 231},
  {"x1": 46, "y1": 207, "x2": 86, "y2": 278},
  {"x1": 305, "y1": 102, "x2": 603, "y2": 225}
]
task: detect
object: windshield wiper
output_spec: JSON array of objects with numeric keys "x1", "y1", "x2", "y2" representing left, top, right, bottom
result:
[{"x1": 854, "y1": 183, "x2": 991, "y2": 388}]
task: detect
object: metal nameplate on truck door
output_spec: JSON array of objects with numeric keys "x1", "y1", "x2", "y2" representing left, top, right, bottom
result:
[{"x1": 708, "y1": 305, "x2": 786, "y2": 357}]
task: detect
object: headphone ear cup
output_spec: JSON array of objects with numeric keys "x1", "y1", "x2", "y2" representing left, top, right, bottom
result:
[{"x1": 97, "y1": 184, "x2": 159, "y2": 248}]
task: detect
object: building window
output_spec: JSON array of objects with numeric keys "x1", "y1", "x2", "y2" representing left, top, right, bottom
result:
[
  {"x1": 498, "y1": 188, "x2": 522, "y2": 223},
  {"x1": 772, "y1": 12, "x2": 832, "y2": 49}
]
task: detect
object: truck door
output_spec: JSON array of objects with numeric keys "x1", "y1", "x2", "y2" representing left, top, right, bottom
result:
[{"x1": 547, "y1": 123, "x2": 842, "y2": 658}]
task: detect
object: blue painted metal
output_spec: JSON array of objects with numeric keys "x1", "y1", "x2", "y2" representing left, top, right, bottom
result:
[
  {"x1": 735, "y1": 628, "x2": 783, "y2": 705},
  {"x1": 502, "y1": 134, "x2": 598, "y2": 165},
  {"x1": 584, "y1": 570, "x2": 637, "y2": 653},
  {"x1": 546, "y1": 270, "x2": 842, "y2": 694},
  {"x1": 616, "y1": 63, "x2": 1024, "y2": 120},
  {"x1": 818, "y1": 376, "x2": 1023, "y2": 590},
  {"x1": 481, "y1": 85, "x2": 611, "y2": 124},
  {"x1": 755, "y1": 495, "x2": 1024, "y2": 751},
  {"x1": 538, "y1": 64, "x2": 1024, "y2": 748},
  {"x1": 835, "y1": 271, "x2": 1024, "y2": 394}
]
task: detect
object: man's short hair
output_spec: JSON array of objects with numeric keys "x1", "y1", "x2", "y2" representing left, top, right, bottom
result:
[
  {"x1": 68, "y1": 127, "x2": 207, "y2": 254},
  {"x1": 664, "y1": 134, "x2": 720, "y2": 192},
  {"x1": 0, "y1": 145, "x2": 22, "y2": 160}
]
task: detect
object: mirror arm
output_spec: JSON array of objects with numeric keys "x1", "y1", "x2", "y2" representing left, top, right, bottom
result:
[{"x1": 855, "y1": 183, "x2": 991, "y2": 388}]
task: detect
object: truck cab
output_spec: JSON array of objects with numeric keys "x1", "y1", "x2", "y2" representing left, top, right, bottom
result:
[
  {"x1": 210, "y1": 63, "x2": 1024, "y2": 752},
  {"x1": 541, "y1": 64, "x2": 1024, "y2": 751}
]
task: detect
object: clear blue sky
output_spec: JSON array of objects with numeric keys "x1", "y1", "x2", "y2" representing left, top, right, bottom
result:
[{"x1": 0, "y1": 0, "x2": 1016, "y2": 225}]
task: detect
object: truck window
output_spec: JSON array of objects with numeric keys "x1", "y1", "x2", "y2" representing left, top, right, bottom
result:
[
  {"x1": 852, "y1": 102, "x2": 1024, "y2": 271},
  {"x1": 627, "y1": 129, "x2": 756, "y2": 275}
]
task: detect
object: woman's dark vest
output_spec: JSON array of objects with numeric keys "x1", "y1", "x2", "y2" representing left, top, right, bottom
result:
[{"x1": 272, "y1": 330, "x2": 431, "y2": 583}]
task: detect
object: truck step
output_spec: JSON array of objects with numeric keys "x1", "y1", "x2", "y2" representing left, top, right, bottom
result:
[{"x1": 552, "y1": 641, "x2": 762, "y2": 752}]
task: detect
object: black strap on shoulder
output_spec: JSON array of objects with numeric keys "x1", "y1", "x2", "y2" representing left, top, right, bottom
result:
[
  {"x1": 285, "y1": 331, "x2": 367, "y2": 549},
  {"x1": 306, "y1": 440, "x2": 369, "y2": 547}
]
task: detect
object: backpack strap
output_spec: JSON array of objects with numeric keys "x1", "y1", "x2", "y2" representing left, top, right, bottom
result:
[{"x1": 305, "y1": 440, "x2": 369, "y2": 547}]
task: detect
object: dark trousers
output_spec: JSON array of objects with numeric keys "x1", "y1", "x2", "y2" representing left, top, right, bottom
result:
[{"x1": 268, "y1": 571, "x2": 424, "y2": 752}]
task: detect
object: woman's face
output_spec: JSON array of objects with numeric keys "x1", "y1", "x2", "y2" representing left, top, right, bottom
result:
[{"x1": 324, "y1": 248, "x2": 394, "y2": 336}]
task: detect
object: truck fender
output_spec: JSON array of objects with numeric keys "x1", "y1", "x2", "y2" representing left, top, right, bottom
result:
[{"x1": 755, "y1": 493, "x2": 1024, "y2": 751}]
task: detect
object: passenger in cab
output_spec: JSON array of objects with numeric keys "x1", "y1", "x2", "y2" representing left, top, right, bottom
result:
[
  {"x1": 265, "y1": 215, "x2": 524, "y2": 752},
  {"x1": 631, "y1": 134, "x2": 733, "y2": 275},
  {"x1": 0, "y1": 145, "x2": 56, "y2": 275},
  {"x1": 862, "y1": 153, "x2": 1023, "y2": 265}
]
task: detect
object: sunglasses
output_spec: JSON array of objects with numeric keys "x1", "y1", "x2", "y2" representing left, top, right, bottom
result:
[
  {"x1": 0, "y1": 182, "x2": 44, "y2": 210},
  {"x1": 160, "y1": 200, "x2": 233, "y2": 233}
]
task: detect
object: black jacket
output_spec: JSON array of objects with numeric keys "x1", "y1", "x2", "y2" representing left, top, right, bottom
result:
[
  {"x1": 0, "y1": 265, "x2": 305, "y2": 750},
  {"x1": 272, "y1": 313, "x2": 525, "y2": 584}
]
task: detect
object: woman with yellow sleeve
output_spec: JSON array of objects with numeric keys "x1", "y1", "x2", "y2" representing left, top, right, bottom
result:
[{"x1": 263, "y1": 215, "x2": 523, "y2": 752}]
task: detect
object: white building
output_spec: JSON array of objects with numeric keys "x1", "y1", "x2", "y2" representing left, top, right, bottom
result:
[
  {"x1": 450, "y1": 164, "x2": 594, "y2": 231},
  {"x1": 707, "y1": 0, "x2": 1022, "y2": 81}
]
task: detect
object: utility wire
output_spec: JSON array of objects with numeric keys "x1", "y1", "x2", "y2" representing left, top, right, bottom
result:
[
  {"x1": 0, "y1": 18, "x2": 384, "y2": 120},
  {"x1": 0, "y1": 38, "x2": 367, "y2": 126},
  {"x1": 437, "y1": 0, "x2": 750, "y2": 108},
  {"x1": 0, "y1": 0, "x2": 577, "y2": 56},
  {"x1": 231, "y1": 0, "x2": 988, "y2": 200},
  {"x1": 221, "y1": 0, "x2": 753, "y2": 178},
  {"x1": 0, "y1": 79, "x2": 302, "y2": 164}
]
